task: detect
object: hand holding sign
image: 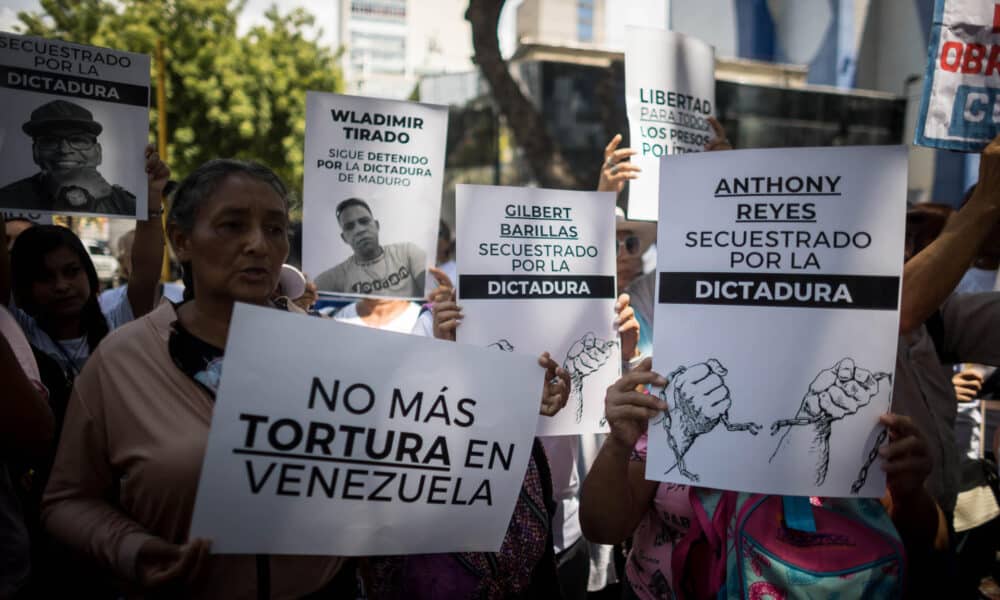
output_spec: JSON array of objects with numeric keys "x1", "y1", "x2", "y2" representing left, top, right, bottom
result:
[
  {"x1": 539, "y1": 352, "x2": 570, "y2": 417},
  {"x1": 598, "y1": 134, "x2": 641, "y2": 193},
  {"x1": 604, "y1": 358, "x2": 668, "y2": 451},
  {"x1": 135, "y1": 537, "x2": 211, "y2": 589}
]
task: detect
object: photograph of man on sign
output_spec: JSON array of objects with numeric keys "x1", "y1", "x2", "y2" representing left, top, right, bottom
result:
[
  {"x1": 0, "y1": 99, "x2": 136, "y2": 215},
  {"x1": 314, "y1": 197, "x2": 427, "y2": 297}
]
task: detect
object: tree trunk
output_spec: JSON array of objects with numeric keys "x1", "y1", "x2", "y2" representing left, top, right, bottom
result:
[{"x1": 466, "y1": 0, "x2": 587, "y2": 190}]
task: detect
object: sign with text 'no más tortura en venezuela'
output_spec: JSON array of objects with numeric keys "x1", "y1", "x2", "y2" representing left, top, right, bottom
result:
[
  {"x1": 0, "y1": 34, "x2": 149, "y2": 219},
  {"x1": 625, "y1": 27, "x2": 715, "y2": 221},
  {"x1": 189, "y1": 303, "x2": 542, "y2": 555},
  {"x1": 646, "y1": 146, "x2": 906, "y2": 498},
  {"x1": 455, "y1": 184, "x2": 619, "y2": 436},
  {"x1": 303, "y1": 92, "x2": 447, "y2": 300}
]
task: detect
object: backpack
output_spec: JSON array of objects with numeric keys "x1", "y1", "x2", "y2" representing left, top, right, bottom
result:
[{"x1": 671, "y1": 488, "x2": 905, "y2": 599}]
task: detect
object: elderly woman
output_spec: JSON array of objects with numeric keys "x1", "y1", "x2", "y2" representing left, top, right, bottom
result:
[{"x1": 42, "y1": 160, "x2": 345, "y2": 598}]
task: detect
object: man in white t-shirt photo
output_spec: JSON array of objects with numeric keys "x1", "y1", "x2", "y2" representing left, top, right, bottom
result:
[{"x1": 314, "y1": 197, "x2": 426, "y2": 297}]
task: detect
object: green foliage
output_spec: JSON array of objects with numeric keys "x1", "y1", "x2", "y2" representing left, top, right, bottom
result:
[{"x1": 16, "y1": 0, "x2": 343, "y2": 213}]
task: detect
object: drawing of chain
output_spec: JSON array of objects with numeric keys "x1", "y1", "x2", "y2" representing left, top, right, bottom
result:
[{"x1": 850, "y1": 427, "x2": 888, "y2": 494}]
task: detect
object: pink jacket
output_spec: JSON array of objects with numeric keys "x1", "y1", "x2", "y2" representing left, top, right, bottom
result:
[{"x1": 42, "y1": 302, "x2": 343, "y2": 598}]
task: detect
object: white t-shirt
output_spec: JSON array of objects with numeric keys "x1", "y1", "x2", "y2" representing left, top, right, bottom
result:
[
  {"x1": 333, "y1": 301, "x2": 422, "y2": 334},
  {"x1": 10, "y1": 291, "x2": 134, "y2": 375},
  {"x1": 540, "y1": 436, "x2": 583, "y2": 554}
]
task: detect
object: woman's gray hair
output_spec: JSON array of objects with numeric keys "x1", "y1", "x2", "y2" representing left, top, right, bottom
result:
[
  {"x1": 167, "y1": 158, "x2": 289, "y2": 234},
  {"x1": 167, "y1": 159, "x2": 290, "y2": 300}
]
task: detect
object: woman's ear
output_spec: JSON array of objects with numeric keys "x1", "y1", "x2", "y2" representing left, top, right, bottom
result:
[{"x1": 167, "y1": 222, "x2": 191, "y2": 262}]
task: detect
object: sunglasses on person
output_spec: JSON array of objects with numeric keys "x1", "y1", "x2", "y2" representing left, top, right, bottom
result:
[
  {"x1": 616, "y1": 235, "x2": 640, "y2": 256},
  {"x1": 35, "y1": 134, "x2": 97, "y2": 151}
]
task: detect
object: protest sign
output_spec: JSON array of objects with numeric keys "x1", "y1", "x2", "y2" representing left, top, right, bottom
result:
[
  {"x1": 625, "y1": 27, "x2": 715, "y2": 221},
  {"x1": 646, "y1": 146, "x2": 906, "y2": 497},
  {"x1": 189, "y1": 303, "x2": 542, "y2": 555},
  {"x1": 303, "y1": 92, "x2": 447, "y2": 300},
  {"x1": 0, "y1": 34, "x2": 149, "y2": 219},
  {"x1": 455, "y1": 184, "x2": 618, "y2": 436},
  {"x1": 916, "y1": 0, "x2": 1000, "y2": 151},
  {"x1": 2, "y1": 209, "x2": 52, "y2": 225}
]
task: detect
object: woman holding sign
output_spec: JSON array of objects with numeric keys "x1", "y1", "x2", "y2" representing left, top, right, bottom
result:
[
  {"x1": 580, "y1": 360, "x2": 944, "y2": 598},
  {"x1": 41, "y1": 160, "x2": 347, "y2": 597}
]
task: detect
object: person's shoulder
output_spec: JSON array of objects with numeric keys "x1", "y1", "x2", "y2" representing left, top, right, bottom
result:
[
  {"x1": 315, "y1": 260, "x2": 350, "y2": 289},
  {"x1": 0, "y1": 174, "x2": 46, "y2": 208},
  {"x1": 89, "y1": 303, "x2": 173, "y2": 365}
]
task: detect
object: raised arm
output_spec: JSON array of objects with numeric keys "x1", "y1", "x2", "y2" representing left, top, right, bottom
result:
[
  {"x1": 126, "y1": 145, "x2": 169, "y2": 317},
  {"x1": 580, "y1": 359, "x2": 667, "y2": 543},
  {"x1": 900, "y1": 136, "x2": 1000, "y2": 334}
]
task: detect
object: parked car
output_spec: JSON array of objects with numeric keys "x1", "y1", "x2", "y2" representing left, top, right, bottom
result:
[{"x1": 82, "y1": 239, "x2": 120, "y2": 287}]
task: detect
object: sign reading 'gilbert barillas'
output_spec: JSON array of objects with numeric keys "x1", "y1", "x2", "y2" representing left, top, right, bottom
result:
[
  {"x1": 0, "y1": 34, "x2": 150, "y2": 218},
  {"x1": 303, "y1": 92, "x2": 447, "y2": 300},
  {"x1": 646, "y1": 146, "x2": 906, "y2": 498},
  {"x1": 455, "y1": 184, "x2": 619, "y2": 436},
  {"x1": 190, "y1": 303, "x2": 542, "y2": 555}
]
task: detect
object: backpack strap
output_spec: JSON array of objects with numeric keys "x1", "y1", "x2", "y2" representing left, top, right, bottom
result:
[
  {"x1": 782, "y1": 496, "x2": 817, "y2": 532},
  {"x1": 672, "y1": 488, "x2": 736, "y2": 600}
]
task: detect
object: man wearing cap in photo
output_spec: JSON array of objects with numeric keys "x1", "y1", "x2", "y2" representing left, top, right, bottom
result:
[
  {"x1": 0, "y1": 99, "x2": 135, "y2": 215},
  {"x1": 315, "y1": 197, "x2": 427, "y2": 297}
]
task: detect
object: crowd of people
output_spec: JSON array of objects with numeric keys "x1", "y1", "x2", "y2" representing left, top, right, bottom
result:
[{"x1": 2, "y1": 112, "x2": 1000, "y2": 600}]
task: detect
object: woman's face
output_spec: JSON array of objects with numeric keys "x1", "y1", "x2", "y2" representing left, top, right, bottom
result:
[
  {"x1": 171, "y1": 174, "x2": 289, "y2": 305},
  {"x1": 30, "y1": 245, "x2": 91, "y2": 320}
]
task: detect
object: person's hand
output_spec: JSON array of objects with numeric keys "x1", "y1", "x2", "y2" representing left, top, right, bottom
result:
[
  {"x1": 426, "y1": 266, "x2": 454, "y2": 303},
  {"x1": 799, "y1": 358, "x2": 880, "y2": 421},
  {"x1": 615, "y1": 293, "x2": 639, "y2": 361},
  {"x1": 134, "y1": 537, "x2": 211, "y2": 589},
  {"x1": 953, "y1": 368, "x2": 984, "y2": 402},
  {"x1": 973, "y1": 133, "x2": 1000, "y2": 209},
  {"x1": 605, "y1": 358, "x2": 667, "y2": 450},
  {"x1": 879, "y1": 413, "x2": 931, "y2": 502},
  {"x1": 293, "y1": 277, "x2": 318, "y2": 311},
  {"x1": 598, "y1": 134, "x2": 641, "y2": 193},
  {"x1": 539, "y1": 352, "x2": 570, "y2": 416},
  {"x1": 144, "y1": 144, "x2": 170, "y2": 217},
  {"x1": 704, "y1": 117, "x2": 732, "y2": 151},
  {"x1": 432, "y1": 288, "x2": 462, "y2": 341}
]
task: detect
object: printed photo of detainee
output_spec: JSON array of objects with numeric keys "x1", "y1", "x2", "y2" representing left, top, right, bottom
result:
[
  {"x1": 0, "y1": 99, "x2": 136, "y2": 216},
  {"x1": 314, "y1": 197, "x2": 427, "y2": 297}
]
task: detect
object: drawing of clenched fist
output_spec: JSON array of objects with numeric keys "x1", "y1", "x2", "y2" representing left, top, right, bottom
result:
[
  {"x1": 769, "y1": 358, "x2": 892, "y2": 486},
  {"x1": 562, "y1": 333, "x2": 617, "y2": 423},
  {"x1": 657, "y1": 358, "x2": 761, "y2": 482}
]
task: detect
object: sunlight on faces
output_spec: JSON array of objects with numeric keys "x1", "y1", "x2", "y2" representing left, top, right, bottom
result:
[
  {"x1": 170, "y1": 174, "x2": 289, "y2": 305},
  {"x1": 31, "y1": 245, "x2": 90, "y2": 320}
]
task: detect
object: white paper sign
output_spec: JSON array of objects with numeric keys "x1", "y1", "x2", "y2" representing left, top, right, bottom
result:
[
  {"x1": 0, "y1": 34, "x2": 150, "y2": 219},
  {"x1": 455, "y1": 184, "x2": 618, "y2": 436},
  {"x1": 190, "y1": 303, "x2": 541, "y2": 555},
  {"x1": 625, "y1": 27, "x2": 715, "y2": 221},
  {"x1": 303, "y1": 92, "x2": 447, "y2": 300},
  {"x1": 2, "y1": 209, "x2": 52, "y2": 225},
  {"x1": 916, "y1": 0, "x2": 1000, "y2": 151},
  {"x1": 647, "y1": 146, "x2": 906, "y2": 497}
]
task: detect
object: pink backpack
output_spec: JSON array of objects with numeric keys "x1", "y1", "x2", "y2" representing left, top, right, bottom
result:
[{"x1": 671, "y1": 489, "x2": 905, "y2": 599}]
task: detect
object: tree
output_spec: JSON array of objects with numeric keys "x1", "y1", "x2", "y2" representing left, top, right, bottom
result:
[
  {"x1": 16, "y1": 0, "x2": 343, "y2": 211},
  {"x1": 466, "y1": 0, "x2": 587, "y2": 190}
]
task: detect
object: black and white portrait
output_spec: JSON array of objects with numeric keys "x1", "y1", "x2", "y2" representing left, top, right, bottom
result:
[
  {"x1": 314, "y1": 197, "x2": 427, "y2": 297},
  {"x1": 0, "y1": 99, "x2": 136, "y2": 215}
]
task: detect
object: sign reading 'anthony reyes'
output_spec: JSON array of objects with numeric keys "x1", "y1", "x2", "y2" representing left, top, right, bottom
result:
[
  {"x1": 916, "y1": 0, "x2": 1000, "y2": 151},
  {"x1": 189, "y1": 304, "x2": 541, "y2": 555},
  {"x1": 455, "y1": 184, "x2": 618, "y2": 436},
  {"x1": 647, "y1": 146, "x2": 906, "y2": 498},
  {"x1": 625, "y1": 27, "x2": 715, "y2": 221}
]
